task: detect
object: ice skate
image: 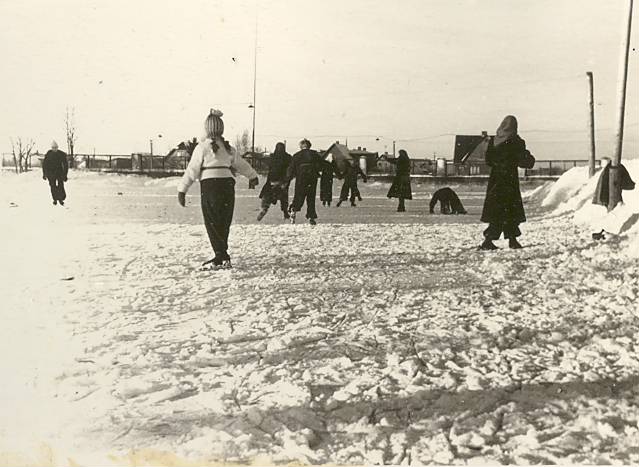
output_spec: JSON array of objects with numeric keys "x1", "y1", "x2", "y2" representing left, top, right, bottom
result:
[
  {"x1": 53, "y1": 200, "x2": 57, "y2": 205},
  {"x1": 283, "y1": 211, "x2": 290, "y2": 220},
  {"x1": 508, "y1": 238, "x2": 523, "y2": 249},
  {"x1": 257, "y1": 208, "x2": 267, "y2": 221},
  {"x1": 336, "y1": 200, "x2": 343, "y2": 207},
  {"x1": 309, "y1": 218, "x2": 317, "y2": 225},
  {"x1": 350, "y1": 201, "x2": 357, "y2": 207},
  {"x1": 59, "y1": 200, "x2": 65, "y2": 206},
  {"x1": 200, "y1": 257, "x2": 224, "y2": 271},
  {"x1": 479, "y1": 239, "x2": 499, "y2": 251}
]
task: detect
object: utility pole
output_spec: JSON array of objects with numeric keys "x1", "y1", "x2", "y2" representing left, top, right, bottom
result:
[
  {"x1": 393, "y1": 140, "x2": 396, "y2": 157},
  {"x1": 149, "y1": 139, "x2": 153, "y2": 171},
  {"x1": 586, "y1": 72, "x2": 596, "y2": 178},
  {"x1": 609, "y1": 0, "x2": 633, "y2": 211},
  {"x1": 251, "y1": 12, "x2": 258, "y2": 155}
]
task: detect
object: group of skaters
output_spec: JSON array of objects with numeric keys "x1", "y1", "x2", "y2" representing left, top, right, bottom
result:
[
  {"x1": 173, "y1": 110, "x2": 536, "y2": 269},
  {"x1": 256, "y1": 143, "x2": 419, "y2": 222},
  {"x1": 38, "y1": 109, "x2": 535, "y2": 268},
  {"x1": 256, "y1": 138, "x2": 370, "y2": 223}
]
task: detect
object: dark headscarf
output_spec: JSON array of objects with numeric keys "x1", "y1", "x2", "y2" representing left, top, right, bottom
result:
[
  {"x1": 494, "y1": 115, "x2": 518, "y2": 147},
  {"x1": 398, "y1": 149, "x2": 409, "y2": 160},
  {"x1": 273, "y1": 142, "x2": 286, "y2": 156}
]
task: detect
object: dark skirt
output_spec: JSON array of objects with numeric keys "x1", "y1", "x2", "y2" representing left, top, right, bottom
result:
[
  {"x1": 259, "y1": 181, "x2": 288, "y2": 205},
  {"x1": 387, "y1": 174, "x2": 412, "y2": 200}
]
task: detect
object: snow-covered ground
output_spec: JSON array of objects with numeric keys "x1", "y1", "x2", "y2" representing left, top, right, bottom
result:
[{"x1": 1, "y1": 167, "x2": 638, "y2": 465}]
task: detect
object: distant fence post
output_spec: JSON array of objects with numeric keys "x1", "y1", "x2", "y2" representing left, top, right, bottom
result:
[{"x1": 548, "y1": 160, "x2": 553, "y2": 176}]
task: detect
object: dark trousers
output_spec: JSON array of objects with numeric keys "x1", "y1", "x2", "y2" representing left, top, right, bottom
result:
[
  {"x1": 261, "y1": 187, "x2": 288, "y2": 213},
  {"x1": 339, "y1": 178, "x2": 361, "y2": 202},
  {"x1": 201, "y1": 178, "x2": 235, "y2": 259},
  {"x1": 484, "y1": 222, "x2": 521, "y2": 240},
  {"x1": 290, "y1": 175, "x2": 318, "y2": 219},
  {"x1": 48, "y1": 177, "x2": 66, "y2": 201}
]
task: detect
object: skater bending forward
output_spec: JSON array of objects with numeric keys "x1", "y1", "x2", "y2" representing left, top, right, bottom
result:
[
  {"x1": 429, "y1": 187, "x2": 467, "y2": 214},
  {"x1": 178, "y1": 109, "x2": 259, "y2": 269},
  {"x1": 479, "y1": 115, "x2": 535, "y2": 250}
]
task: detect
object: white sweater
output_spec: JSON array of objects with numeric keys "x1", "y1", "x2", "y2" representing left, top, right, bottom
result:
[{"x1": 178, "y1": 138, "x2": 258, "y2": 193}]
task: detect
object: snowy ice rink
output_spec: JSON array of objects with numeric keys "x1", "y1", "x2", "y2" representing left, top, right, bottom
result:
[{"x1": 1, "y1": 166, "x2": 638, "y2": 465}]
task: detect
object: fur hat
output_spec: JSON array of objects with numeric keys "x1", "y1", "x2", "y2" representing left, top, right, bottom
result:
[{"x1": 204, "y1": 109, "x2": 224, "y2": 138}]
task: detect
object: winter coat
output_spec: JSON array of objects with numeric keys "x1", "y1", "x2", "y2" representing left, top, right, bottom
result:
[
  {"x1": 259, "y1": 149, "x2": 292, "y2": 201},
  {"x1": 178, "y1": 137, "x2": 257, "y2": 193},
  {"x1": 339, "y1": 163, "x2": 367, "y2": 201},
  {"x1": 320, "y1": 161, "x2": 335, "y2": 205},
  {"x1": 592, "y1": 163, "x2": 635, "y2": 206},
  {"x1": 430, "y1": 187, "x2": 467, "y2": 214},
  {"x1": 42, "y1": 149, "x2": 69, "y2": 179},
  {"x1": 286, "y1": 148, "x2": 325, "y2": 182},
  {"x1": 480, "y1": 135, "x2": 535, "y2": 225},
  {"x1": 387, "y1": 152, "x2": 412, "y2": 199}
]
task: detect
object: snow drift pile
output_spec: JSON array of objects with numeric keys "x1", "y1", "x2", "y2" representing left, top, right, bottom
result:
[{"x1": 530, "y1": 158, "x2": 639, "y2": 257}]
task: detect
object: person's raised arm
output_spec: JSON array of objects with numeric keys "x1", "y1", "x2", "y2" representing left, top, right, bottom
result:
[{"x1": 177, "y1": 143, "x2": 204, "y2": 202}]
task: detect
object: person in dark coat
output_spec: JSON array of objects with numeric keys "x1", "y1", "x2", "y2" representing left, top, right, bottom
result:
[
  {"x1": 429, "y1": 187, "x2": 467, "y2": 214},
  {"x1": 480, "y1": 115, "x2": 535, "y2": 250},
  {"x1": 286, "y1": 138, "x2": 327, "y2": 225},
  {"x1": 320, "y1": 156, "x2": 337, "y2": 206},
  {"x1": 257, "y1": 142, "x2": 292, "y2": 221},
  {"x1": 42, "y1": 141, "x2": 69, "y2": 206},
  {"x1": 336, "y1": 159, "x2": 367, "y2": 207},
  {"x1": 386, "y1": 149, "x2": 412, "y2": 212}
]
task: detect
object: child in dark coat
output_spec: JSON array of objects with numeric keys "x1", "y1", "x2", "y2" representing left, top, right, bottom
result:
[
  {"x1": 429, "y1": 187, "x2": 467, "y2": 214},
  {"x1": 258, "y1": 142, "x2": 292, "y2": 221},
  {"x1": 387, "y1": 150, "x2": 412, "y2": 212},
  {"x1": 286, "y1": 139, "x2": 328, "y2": 225},
  {"x1": 336, "y1": 159, "x2": 367, "y2": 207}
]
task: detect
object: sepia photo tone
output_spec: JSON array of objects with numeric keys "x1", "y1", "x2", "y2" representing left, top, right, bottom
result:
[{"x1": 1, "y1": 0, "x2": 638, "y2": 465}]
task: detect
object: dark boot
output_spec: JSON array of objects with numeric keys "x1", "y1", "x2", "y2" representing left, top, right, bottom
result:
[
  {"x1": 508, "y1": 238, "x2": 523, "y2": 249},
  {"x1": 336, "y1": 200, "x2": 343, "y2": 207},
  {"x1": 479, "y1": 239, "x2": 499, "y2": 250}
]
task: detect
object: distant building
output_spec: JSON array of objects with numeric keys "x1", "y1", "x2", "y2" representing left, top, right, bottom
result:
[
  {"x1": 453, "y1": 132, "x2": 492, "y2": 175},
  {"x1": 322, "y1": 143, "x2": 380, "y2": 173}
]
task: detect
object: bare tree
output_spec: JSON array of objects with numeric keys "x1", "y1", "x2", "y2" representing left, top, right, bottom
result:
[
  {"x1": 65, "y1": 106, "x2": 77, "y2": 168},
  {"x1": 234, "y1": 130, "x2": 251, "y2": 155},
  {"x1": 10, "y1": 137, "x2": 35, "y2": 173}
]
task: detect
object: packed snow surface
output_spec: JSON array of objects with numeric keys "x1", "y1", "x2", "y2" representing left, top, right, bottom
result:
[{"x1": 0, "y1": 168, "x2": 638, "y2": 465}]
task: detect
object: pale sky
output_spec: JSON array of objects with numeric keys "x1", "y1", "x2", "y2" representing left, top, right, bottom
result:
[{"x1": 1, "y1": 0, "x2": 637, "y2": 160}]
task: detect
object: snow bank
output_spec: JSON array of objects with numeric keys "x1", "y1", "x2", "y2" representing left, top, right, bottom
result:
[{"x1": 540, "y1": 159, "x2": 639, "y2": 257}]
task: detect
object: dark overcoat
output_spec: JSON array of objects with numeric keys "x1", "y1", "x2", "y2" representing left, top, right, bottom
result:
[
  {"x1": 480, "y1": 136, "x2": 534, "y2": 225},
  {"x1": 42, "y1": 149, "x2": 69, "y2": 180},
  {"x1": 387, "y1": 154, "x2": 412, "y2": 200},
  {"x1": 259, "y1": 150, "x2": 292, "y2": 203}
]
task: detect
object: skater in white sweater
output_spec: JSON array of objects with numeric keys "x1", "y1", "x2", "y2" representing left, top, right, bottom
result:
[{"x1": 178, "y1": 109, "x2": 259, "y2": 269}]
